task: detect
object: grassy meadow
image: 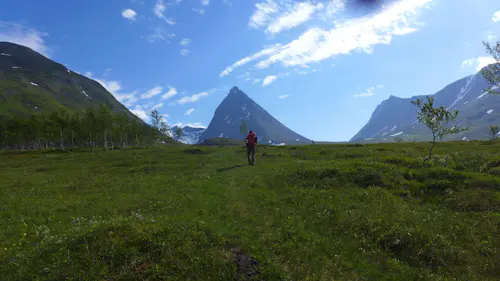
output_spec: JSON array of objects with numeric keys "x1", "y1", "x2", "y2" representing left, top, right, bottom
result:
[{"x1": 1, "y1": 142, "x2": 500, "y2": 280}]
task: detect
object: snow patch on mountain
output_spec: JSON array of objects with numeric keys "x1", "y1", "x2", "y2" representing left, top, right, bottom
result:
[
  {"x1": 390, "y1": 125, "x2": 397, "y2": 132},
  {"x1": 390, "y1": 131, "x2": 403, "y2": 137},
  {"x1": 30, "y1": 82, "x2": 38, "y2": 86},
  {"x1": 486, "y1": 109, "x2": 494, "y2": 115},
  {"x1": 82, "y1": 91, "x2": 90, "y2": 99},
  {"x1": 448, "y1": 74, "x2": 475, "y2": 110},
  {"x1": 477, "y1": 91, "x2": 489, "y2": 99}
]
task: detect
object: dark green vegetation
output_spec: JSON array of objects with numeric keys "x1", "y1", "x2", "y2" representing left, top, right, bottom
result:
[
  {"x1": 1, "y1": 142, "x2": 500, "y2": 280},
  {"x1": 0, "y1": 105, "x2": 163, "y2": 150},
  {"x1": 201, "y1": 137, "x2": 245, "y2": 146},
  {"x1": 0, "y1": 42, "x2": 138, "y2": 121}
]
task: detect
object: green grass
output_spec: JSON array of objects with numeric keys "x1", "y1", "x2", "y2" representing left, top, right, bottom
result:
[{"x1": 1, "y1": 142, "x2": 500, "y2": 280}]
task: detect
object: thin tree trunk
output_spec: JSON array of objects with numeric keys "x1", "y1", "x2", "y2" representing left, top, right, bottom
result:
[
  {"x1": 60, "y1": 129, "x2": 64, "y2": 149},
  {"x1": 104, "y1": 129, "x2": 108, "y2": 151}
]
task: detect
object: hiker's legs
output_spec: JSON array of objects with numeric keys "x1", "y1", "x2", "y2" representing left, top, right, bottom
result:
[
  {"x1": 251, "y1": 146, "x2": 256, "y2": 165},
  {"x1": 247, "y1": 147, "x2": 252, "y2": 165}
]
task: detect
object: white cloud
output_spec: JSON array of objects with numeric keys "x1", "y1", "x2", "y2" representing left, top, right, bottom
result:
[
  {"x1": 154, "y1": 0, "x2": 176, "y2": 24},
  {"x1": 219, "y1": 44, "x2": 282, "y2": 77},
  {"x1": 279, "y1": 94, "x2": 289, "y2": 99},
  {"x1": 162, "y1": 113, "x2": 170, "y2": 118},
  {"x1": 353, "y1": 85, "x2": 382, "y2": 98},
  {"x1": 171, "y1": 122, "x2": 207, "y2": 129},
  {"x1": 180, "y1": 49, "x2": 190, "y2": 56},
  {"x1": 192, "y1": 8, "x2": 205, "y2": 14},
  {"x1": 461, "y1": 56, "x2": 497, "y2": 72},
  {"x1": 0, "y1": 21, "x2": 50, "y2": 57},
  {"x1": 249, "y1": 0, "x2": 279, "y2": 28},
  {"x1": 131, "y1": 105, "x2": 149, "y2": 121},
  {"x1": 253, "y1": 78, "x2": 261, "y2": 84},
  {"x1": 176, "y1": 91, "x2": 209, "y2": 104},
  {"x1": 145, "y1": 27, "x2": 176, "y2": 43},
  {"x1": 262, "y1": 75, "x2": 277, "y2": 87},
  {"x1": 488, "y1": 34, "x2": 496, "y2": 41},
  {"x1": 122, "y1": 9, "x2": 137, "y2": 21},
  {"x1": 162, "y1": 87, "x2": 178, "y2": 100},
  {"x1": 493, "y1": 10, "x2": 500, "y2": 23},
  {"x1": 85, "y1": 72, "x2": 139, "y2": 106},
  {"x1": 151, "y1": 102, "x2": 164, "y2": 110},
  {"x1": 266, "y1": 2, "x2": 324, "y2": 35},
  {"x1": 201, "y1": 0, "x2": 210, "y2": 6},
  {"x1": 236, "y1": 0, "x2": 433, "y2": 72},
  {"x1": 185, "y1": 108, "x2": 195, "y2": 115},
  {"x1": 325, "y1": 0, "x2": 345, "y2": 16},
  {"x1": 179, "y1": 38, "x2": 191, "y2": 47},
  {"x1": 140, "y1": 86, "x2": 163, "y2": 99}
]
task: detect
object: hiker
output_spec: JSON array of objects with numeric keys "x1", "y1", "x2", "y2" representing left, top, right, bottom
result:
[{"x1": 244, "y1": 130, "x2": 258, "y2": 165}]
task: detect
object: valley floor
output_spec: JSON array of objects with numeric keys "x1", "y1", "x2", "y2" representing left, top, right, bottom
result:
[{"x1": 1, "y1": 142, "x2": 500, "y2": 280}]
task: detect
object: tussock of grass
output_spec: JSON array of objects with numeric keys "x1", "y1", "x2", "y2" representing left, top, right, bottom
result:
[{"x1": 1, "y1": 142, "x2": 500, "y2": 280}]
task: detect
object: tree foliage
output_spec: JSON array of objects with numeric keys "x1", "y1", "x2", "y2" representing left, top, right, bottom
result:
[
  {"x1": 175, "y1": 127, "x2": 183, "y2": 139},
  {"x1": 490, "y1": 125, "x2": 499, "y2": 141},
  {"x1": 0, "y1": 106, "x2": 159, "y2": 151},
  {"x1": 239, "y1": 120, "x2": 248, "y2": 136},
  {"x1": 481, "y1": 40, "x2": 500, "y2": 94},
  {"x1": 412, "y1": 96, "x2": 468, "y2": 161}
]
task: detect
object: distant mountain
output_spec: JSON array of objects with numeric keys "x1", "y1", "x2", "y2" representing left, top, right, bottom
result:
[
  {"x1": 199, "y1": 87, "x2": 310, "y2": 145},
  {"x1": 169, "y1": 126, "x2": 205, "y2": 144},
  {"x1": 0, "y1": 42, "x2": 140, "y2": 121},
  {"x1": 350, "y1": 65, "x2": 500, "y2": 142}
]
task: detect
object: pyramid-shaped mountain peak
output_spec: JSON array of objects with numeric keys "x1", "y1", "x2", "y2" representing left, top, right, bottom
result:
[{"x1": 198, "y1": 87, "x2": 310, "y2": 145}]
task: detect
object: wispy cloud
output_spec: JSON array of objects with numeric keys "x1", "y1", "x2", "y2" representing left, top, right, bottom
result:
[
  {"x1": 279, "y1": 94, "x2": 289, "y2": 99},
  {"x1": 151, "y1": 102, "x2": 164, "y2": 110},
  {"x1": 493, "y1": 10, "x2": 500, "y2": 23},
  {"x1": 192, "y1": 8, "x2": 205, "y2": 14},
  {"x1": 154, "y1": 0, "x2": 176, "y2": 24},
  {"x1": 461, "y1": 56, "x2": 497, "y2": 72},
  {"x1": 131, "y1": 105, "x2": 149, "y2": 121},
  {"x1": 353, "y1": 85, "x2": 383, "y2": 98},
  {"x1": 262, "y1": 75, "x2": 277, "y2": 87},
  {"x1": 201, "y1": 0, "x2": 210, "y2": 6},
  {"x1": 176, "y1": 88, "x2": 217, "y2": 105},
  {"x1": 249, "y1": 0, "x2": 279, "y2": 29},
  {"x1": 179, "y1": 38, "x2": 191, "y2": 47},
  {"x1": 140, "y1": 86, "x2": 163, "y2": 99},
  {"x1": 122, "y1": 9, "x2": 137, "y2": 21},
  {"x1": 219, "y1": 44, "x2": 282, "y2": 77},
  {"x1": 162, "y1": 113, "x2": 170, "y2": 118},
  {"x1": 145, "y1": 27, "x2": 176, "y2": 43},
  {"x1": 265, "y1": 2, "x2": 325, "y2": 35},
  {"x1": 180, "y1": 49, "x2": 190, "y2": 56},
  {"x1": 177, "y1": 91, "x2": 209, "y2": 104},
  {"x1": 85, "y1": 72, "x2": 139, "y2": 106},
  {"x1": 0, "y1": 21, "x2": 50, "y2": 57},
  {"x1": 185, "y1": 108, "x2": 195, "y2": 115},
  {"x1": 103, "y1": 68, "x2": 112, "y2": 76},
  {"x1": 227, "y1": 0, "x2": 433, "y2": 75},
  {"x1": 162, "y1": 87, "x2": 178, "y2": 100}
]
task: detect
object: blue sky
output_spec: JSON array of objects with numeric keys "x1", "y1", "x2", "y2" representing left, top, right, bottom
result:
[{"x1": 1, "y1": 0, "x2": 499, "y2": 141}]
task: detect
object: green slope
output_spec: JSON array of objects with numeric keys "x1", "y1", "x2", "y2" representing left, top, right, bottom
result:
[{"x1": 0, "y1": 42, "x2": 140, "y2": 122}]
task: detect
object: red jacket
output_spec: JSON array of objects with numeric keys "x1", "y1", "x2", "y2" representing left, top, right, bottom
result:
[{"x1": 245, "y1": 132, "x2": 258, "y2": 146}]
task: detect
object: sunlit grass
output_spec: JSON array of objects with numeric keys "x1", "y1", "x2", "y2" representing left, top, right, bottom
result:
[{"x1": 1, "y1": 141, "x2": 499, "y2": 280}]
